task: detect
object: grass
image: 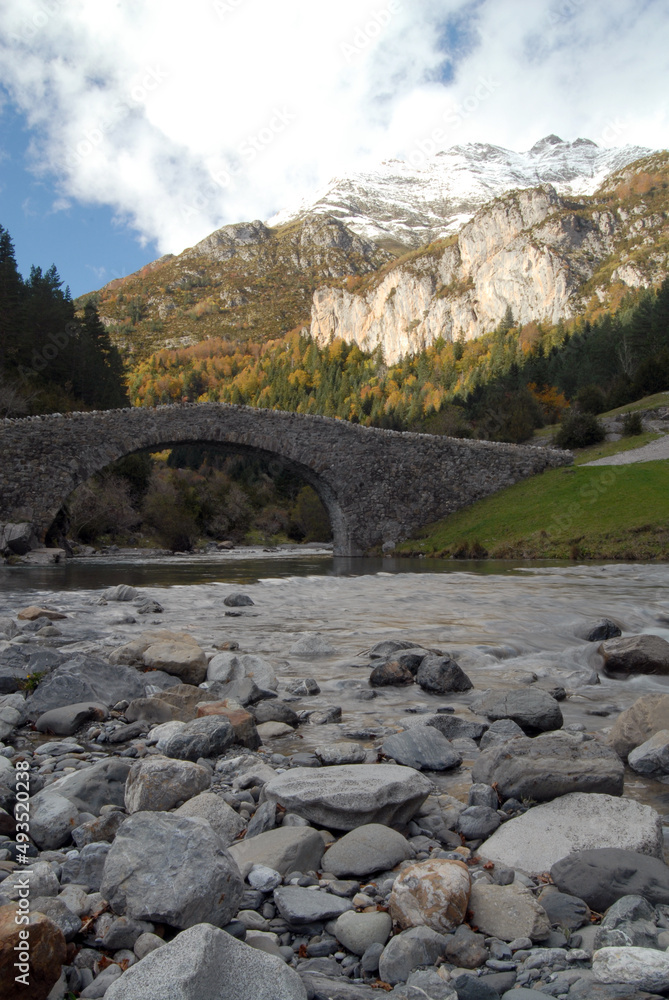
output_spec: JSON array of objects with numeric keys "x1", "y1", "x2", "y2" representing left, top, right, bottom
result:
[{"x1": 396, "y1": 459, "x2": 669, "y2": 561}]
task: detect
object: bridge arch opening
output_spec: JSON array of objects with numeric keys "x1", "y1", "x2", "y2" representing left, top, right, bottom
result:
[{"x1": 48, "y1": 438, "x2": 342, "y2": 553}]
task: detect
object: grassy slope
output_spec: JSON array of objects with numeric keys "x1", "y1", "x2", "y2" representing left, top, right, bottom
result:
[{"x1": 397, "y1": 437, "x2": 669, "y2": 560}]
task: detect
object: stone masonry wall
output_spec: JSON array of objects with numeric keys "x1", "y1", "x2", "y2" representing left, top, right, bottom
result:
[{"x1": 0, "y1": 403, "x2": 571, "y2": 556}]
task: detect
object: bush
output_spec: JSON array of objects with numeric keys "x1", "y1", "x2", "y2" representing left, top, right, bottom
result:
[
  {"x1": 622, "y1": 411, "x2": 644, "y2": 436},
  {"x1": 555, "y1": 411, "x2": 606, "y2": 449}
]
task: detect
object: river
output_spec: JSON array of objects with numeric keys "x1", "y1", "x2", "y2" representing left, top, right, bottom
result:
[{"x1": 2, "y1": 549, "x2": 669, "y2": 819}]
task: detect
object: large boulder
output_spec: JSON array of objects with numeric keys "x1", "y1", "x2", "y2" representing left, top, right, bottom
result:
[
  {"x1": 389, "y1": 860, "x2": 471, "y2": 933},
  {"x1": 0, "y1": 903, "x2": 66, "y2": 1000},
  {"x1": 551, "y1": 848, "x2": 669, "y2": 912},
  {"x1": 227, "y1": 826, "x2": 325, "y2": 879},
  {"x1": 471, "y1": 732, "x2": 624, "y2": 802},
  {"x1": 475, "y1": 689, "x2": 563, "y2": 734},
  {"x1": 24, "y1": 655, "x2": 145, "y2": 718},
  {"x1": 104, "y1": 922, "x2": 307, "y2": 1000},
  {"x1": 100, "y1": 812, "x2": 244, "y2": 928},
  {"x1": 323, "y1": 824, "x2": 413, "y2": 878},
  {"x1": 48, "y1": 758, "x2": 132, "y2": 815},
  {"x1": 478, "y1": 792, "x2": 663, "y2": 875},
  {"x1": 382, "y1": 728, "x2": 462, "y2": 772},
  {"x1": 416, "y1": 655, "x2": 473, "y2": 694},
  {"x1": 599, "y1": 634, "x2": 669, "y2": 676},
  {"x1": 607, "y1": 694, "x2": 669, "y2": 760},
  {"x1": 263, "y1": 764, "x2": 432, "y2": 831},
  {"x1": 468, "y1": 882, "x2": 551, "y2": 942},
  {"x1": 124, "y1": 755, "x2": 211, "y2": 813}
]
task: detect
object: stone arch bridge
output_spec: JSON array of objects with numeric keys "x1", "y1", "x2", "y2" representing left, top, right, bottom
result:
[{"x1": 0, "y1": 403, "x2": 570, "y2": 556}]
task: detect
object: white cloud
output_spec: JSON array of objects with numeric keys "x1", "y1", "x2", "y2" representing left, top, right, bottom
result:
[{"x1": 0, "y1": 0, "x2": 667, "y2": 256}]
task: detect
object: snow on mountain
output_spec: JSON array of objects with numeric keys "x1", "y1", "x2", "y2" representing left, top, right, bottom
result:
[{"x1": 269, "y1": 135, "x2": 652, "y2": 248}]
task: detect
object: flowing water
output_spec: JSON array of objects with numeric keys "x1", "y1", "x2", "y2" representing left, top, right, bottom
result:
[{"x1": 2, "y1": 550, "x2": 669, "y2": 817}]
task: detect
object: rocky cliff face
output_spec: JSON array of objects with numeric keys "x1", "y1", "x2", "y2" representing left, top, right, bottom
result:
[{"x1": 311, "y1": 155, "x2": 669, "y2": 362}]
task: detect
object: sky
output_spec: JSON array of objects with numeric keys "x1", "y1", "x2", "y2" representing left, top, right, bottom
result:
[{"x1": 0, "y1": 0, "x2": 668, "y2": 297}]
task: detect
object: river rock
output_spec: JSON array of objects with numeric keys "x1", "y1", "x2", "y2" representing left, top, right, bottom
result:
[
  {"x1": 468, "y1": 882, "x2": 551, "y2": 942},
  {"x1": 472, "y1": 731, "x2": 624, "y2": 803},
  {"x1": 101, "y1": 811, "x2": 243, "y2": 928},
  {"x1": 599, "y1": 634, "x2": 669, "y2": 676},
  {"x1": 253, "y1": 700, "x2": 299, "y2": 727},
  {"x1": 584, "y1": 619, "x2": 622, "y2": 642},
  {"x1": 25, "y1": 655, "x2": 146, "y2": 718},
  {"x1": 378, "y1": 926, "x2": 450, "y2": 985},
  {"x1": 594, "y1": 895, "x2": 659, "y2": 950},
  {"x1": 390, "y1": 859, "x2": 470, "y2": 933},
  {"x1": 538, "y1": 889, "x2": 590, "y2": 930},
  {"x1": 72, "y1": 809, "x2": 126, "y2": 847},
  {"x1": 28, "y1": 789, "x2": 79, "y2": 849},
  {"x1": 315, "y1": 743, "x2": 367, "y2": 765},
  {"x1": 110, "y1": 629, "x2": 200, "y2": 664},
  {"x1": 48, "y1": 758, "x2": 132, "y2": 814},
  {"x1": 127, "y1": 683, "x2": 219, "y2": 724},
  {"x1": 551, "y1": 848, "x2": 669, "y2": 911},
  {"x1": 175, "y1": 791, "x2": 246, "y2": 846},
  {"x1": 442, "y1": 925, "x2": 489, "y2": 969},
  {"x1": 224, "y1": 592, "x2": 255, "y2": 607},
  {"x1": 35, "y1": 701, "x2": 109, "y2": 735},
  {"x1": 628, "y1": 730, "x2": 669, "y2": 775},
  {"x1": 370, "y1": 660, "x2": 414, "y2": 686},
  {"x1": 607, "y1": 694, "x2": 669, "y2": 759},
  {"x1": 416, "y1": 655, "x2": 473, "y2": 694},
  {"x1": 382, "y1": 728, "x2": 462, "y2": 771},
  {"x1": 324, "y1": 824, "x2": 413, "y2": 877},
  {"x1": 475, "y1": 689, "x2": 563, "y2": 734},
  {"x1": 593, "y1": 946, "x2": 669, "y2": 992},
  {"x1": 274, "y1": 886, "x2": 353, "y2": 924},
  {"x1": 196, "y1": 704, "x2": 261, "y2": 748},
  {"x1": 478, "y1": 793, "x2": 663, "y2": 875},
  {"x1": 258, "y1": 721, "x2": 294, "y2": 739},
  {"x1": 456, "y1": 805, "x2": 501, "y2": 840},
  {"x1": 405, "y1": 714, "x2": 488, "y2": 742},
  {"x1": 1, "y1": 862, "x2": 59, "y2": 900},
  {"x1": 105, "y1": 921, "x2": 307, "y2": 1000},
  {"x1": 17, "y1": 604, "x2": 67, "y2": 621},
  {"x1": 163, "y1": 715, "x2": 235, "y2": 760},
  {"x1": 227, "y1": 826, "x2": 325, "y2": 878},
  {"x1": 333, "y1": 910, "x2": 392, "y2": 956},
  {"x1": 60, "y1": 841, "x2": 111, "y2": 891},
  {"x1": 142, "y1": 640, "x2": 208, "y2": 685},
  {"x1": 0, "y1": 692, "x2": 24, "y2": 739},
  {"x1": 102, "y1": 585, "x2": 138, "y2": 601},
  {"x1": 263, "y1": 765, "x2": 432, "y2": 830},
  {"x1": 370, "y1": 640, "x2": 422, "y2": 659},
  {"x1": 0, "y1": 903, "x2": 67, "y2": 1000},
  {"x1": 289, "y1": 634, "x2": 336, "y2": 656},
  {"x1": 124, "y1": 755, "x2": 211, "y2": 812}
]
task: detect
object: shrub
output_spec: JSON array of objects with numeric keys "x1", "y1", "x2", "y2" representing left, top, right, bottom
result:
[
  {"x1": 575, "y1": 384, "x2": 606, "y2": 415},
  {"x1": 622, "y1": 411, "x2": 644, "y2": 436},
  {"x1": 555, "y1": 411, "x2": 606, "y2": 449}
]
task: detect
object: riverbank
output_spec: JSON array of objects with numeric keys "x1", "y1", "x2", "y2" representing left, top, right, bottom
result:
[{"x1": 1, "y1": 564, "x2": 669, "y2": 996}]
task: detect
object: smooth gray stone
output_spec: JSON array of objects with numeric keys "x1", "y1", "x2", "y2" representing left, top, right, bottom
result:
[
  {"x1": 48, "y1": 758, "x2": 132, "y2": 815},
  {"x1": 263, "y1": 764, "x2": 432, "y2": 831},
  {"x1": 224, "y1": 593, "x2": 255, "y2": 607},
  {"x1": 369, "y1": 640, "x2": 421, "y2": 659},
  {"x1": 405, "y1": 714, "x2": 488, "y2": 741},
  {"x1": 28, "y1": 789, "x2": 79, "y2": 849},
  {"x1": 324, "y1": 823, "x2": 413, "y2": 878},
  {"x1": 456, "y1": 805, "x2": 501, "y2": 840},
  {"x1": 273, "y1": 886, "x2": 352, "y2": 924},
  {"x1": 163, "y1": 715, "x2": 235, "y2": 761},
  {"x1": 333, "y1": 910, "x2": 391, "y2": 956},
  {"x1": 175, "y1": 792, "x2": 245, "y2": 847},
  {"x1": 383, "y1": 728, "x2": 462, "y2": 771},
  {"x1": 228, "y1": 826, "x2": 325, "y2": 879},
  {"x1": 472, "y1": 731, "x2": 624, "y2": 802},
  {"x1": 378, "y1": 926, "x2": 450, "y2": 985},
  {"x1": 551, "y1": 848, "x2": 669, "y2": 911},
  {"x1": 104, "y1": 922, "x2": 307, "y2": 1000},
  {"x1": 35, "y1": 701, "x2": 109, "y2": 736},
  {"x1": 253, "y1": 701, "x2": 299, "y2": 727},
  {"x1": 538, "y1": 889, "x2": 590, "y2": 929},
  {"x1": 468, "y1": 783, "x2": 499, "y2": 809},
  {"x1": 99, "y1": 915, "x2": 154, "y2": 950},
  {"x1": 25, "y1": 655, "x2": 145, "y2": 718},
  {"x1": 476, "y1": 688, "x2": 563, "y2": 734},
  {"x1": 478, "y1": 719, "x2": 526, "y2": 750},
  {"x1": 100, "y1": 811, "x2": 243, "y2": 929}
]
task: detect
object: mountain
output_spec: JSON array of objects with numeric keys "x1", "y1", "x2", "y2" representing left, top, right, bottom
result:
[
  {"x1": 310, "y1": 151, "x2": 669, "y2": 361},
  {"x1": 83, "y1": 138, "x2": 667, "y2": 365},
  {"x1": 269, "y1": 135, "x2": 652, "y2": 250}
]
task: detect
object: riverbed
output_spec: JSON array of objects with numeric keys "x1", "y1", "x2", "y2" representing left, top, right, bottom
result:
[{"x1": 2, "y1": 551, "x2": 669, "y2": 817}]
